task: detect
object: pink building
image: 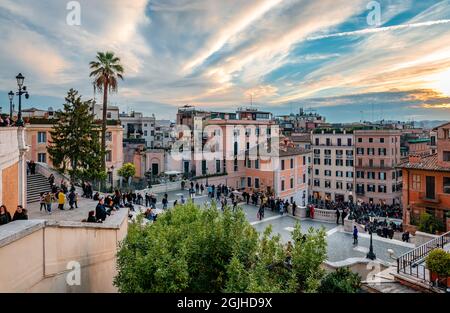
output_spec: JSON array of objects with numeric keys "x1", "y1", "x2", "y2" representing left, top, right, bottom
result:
[{"x1": 354, "y1": 129, "x2": 402, "y2": 205}]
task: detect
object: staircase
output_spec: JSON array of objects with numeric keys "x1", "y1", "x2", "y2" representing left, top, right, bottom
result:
[{"x1": 27, "y1": 174, "x2": 52, "y2": 203}]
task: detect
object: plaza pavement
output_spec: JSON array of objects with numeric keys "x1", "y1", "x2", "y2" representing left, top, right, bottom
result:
[{"x1": 27, "y1": 188, "x2": 414, "y2": 264}]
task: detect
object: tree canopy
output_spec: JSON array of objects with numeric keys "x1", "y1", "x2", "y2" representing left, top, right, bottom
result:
[
  {"x1": 48, "y1": 89, "x2": 105, "y2": 181},
  {"x1": 118, "y1": 163, "x2": 136, "y2": 181},
  {"x1": 114, "y1": 202, "x2": 329, "y2": 293}
]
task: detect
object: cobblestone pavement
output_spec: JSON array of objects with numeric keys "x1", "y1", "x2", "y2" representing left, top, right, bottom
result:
[{"x1": 27, "y1": 188, "x2": 413, "y2": 263}]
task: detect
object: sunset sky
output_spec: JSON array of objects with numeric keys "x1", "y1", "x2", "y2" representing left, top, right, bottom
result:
[{"x1": 0, "y1": 0, "x2": 449, "y2": 121}]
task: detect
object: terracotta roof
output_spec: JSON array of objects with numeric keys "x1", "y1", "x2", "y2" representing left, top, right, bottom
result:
[
  {"x1": 290, "y1": 133, "x2": 311, "y2": 142},
  {"x1": 398, "y1": 153, "x2": 450, "y2": 172},
  {"x1": 279, "y1": 146, "x2": 310, "y2": 157}
]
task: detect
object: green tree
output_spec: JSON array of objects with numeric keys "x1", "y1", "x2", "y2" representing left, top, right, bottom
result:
[
  {"x1": 418, "y1": 212, "x2": 445, "y2": 234},
  {"x1": 89, "y1": 51, "x2": 124, "y2": 178},
  {"x1": 114, "y1": 202, "x2": 328, "y2": 293},
  {"x1": 318, "y1": 267, "x2": 362, "y2": 293},
  {"x1": 118, "y1": 163, "x2": 136, "y2": 182},
  {"x1": 48, "y1": 89, "x2": 105, "y2": 181}
]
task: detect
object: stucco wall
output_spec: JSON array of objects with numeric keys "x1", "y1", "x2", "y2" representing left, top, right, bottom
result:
[{"x1": 0, "y1": 210, "x2": 128, "y2": 293}]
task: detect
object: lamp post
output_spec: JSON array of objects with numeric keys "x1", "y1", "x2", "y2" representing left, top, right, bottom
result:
[
  {"x1": 366, "y1": 216, "x2": 377, "y2": 260},
  {"x1": 8, "y1": 91, "x2": 14, "y2": 119},
  {"x1": 15, "y1": 73, "x2": 30, "y2": 127}
]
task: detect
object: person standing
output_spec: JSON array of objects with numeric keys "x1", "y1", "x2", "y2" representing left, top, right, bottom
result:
[
  {"x1": 200, "y1": 184, "x2": 204, "y2": 195},
  {"x1": 335, "y1": 208, "x2": 341, "y2": 225},
  {"x1": 68, "y1": 190, "x2": 76, "y2": 210},
  {"x1": 44, "y1": 192, "x2": 53, "y2": 214},
  {"x1": 162, "y1": 193, "x2": 168, "y2": 210},
  {"x1": 39, "y1": 192, "x2": 46, "y2": 212},
  {"x1": 292, "y1": 201, "x2": 297, "y2": 217},
  {"x1": 58, "y1": 190, "x2": 66, "y2": 210},
  {"x1": 353, "y1": 226, "x2": 358, "y2": 245},
  {"x1": 341, "y1": 208, "x2": 347, "y2": 225}
]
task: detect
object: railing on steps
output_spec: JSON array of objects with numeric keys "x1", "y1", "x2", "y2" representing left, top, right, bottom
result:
[{"x1": 397, "y1": 231, "x2": 450, "y2": 288}]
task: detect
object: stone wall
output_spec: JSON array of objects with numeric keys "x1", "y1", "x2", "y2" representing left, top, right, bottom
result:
[{"x1": 0, "y1": 209, "x2": 128, "y2": 292}]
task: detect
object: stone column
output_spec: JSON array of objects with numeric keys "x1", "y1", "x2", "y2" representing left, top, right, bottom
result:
[{"x1": 17, "y1": 127, "x2": 29, "y2": 207}]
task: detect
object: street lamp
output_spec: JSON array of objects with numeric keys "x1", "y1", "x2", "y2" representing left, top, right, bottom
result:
[
  {"x1": 15, "y1": 73, "x2": 30, "y2": 127},
  {"x1": 8, "y1": 91, "x2": 14, "y2": 119},
  {"x1": 366, "y1": 216, "x2": 377, "y2": 260}
]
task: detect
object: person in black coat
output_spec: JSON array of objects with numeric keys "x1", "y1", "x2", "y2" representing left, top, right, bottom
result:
[
  {"x1": 95, "y1": 198, "x2": 110, "y2": 222},
  {"x1": 12, "y1": 205, "x2": 28, "y2": 221},
  {"x1": 0, "y1": 205, "x2": 12, "y2": 225},
  {"x1": 86, "y1": 210, "x2": 98, "y2": 223}
]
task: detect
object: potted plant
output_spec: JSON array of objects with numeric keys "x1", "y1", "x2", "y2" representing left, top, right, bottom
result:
[{"x1": 425, "y1": 248, "x2": 450, "y2": 287}]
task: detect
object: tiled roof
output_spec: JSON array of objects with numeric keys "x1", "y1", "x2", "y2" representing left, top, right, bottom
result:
[
  {"x1": 279, "y1": 146, "x2": 310, "y2": 157},
  {"x1": 398, "y1": 153, "x2": 450, "y2": 172}
]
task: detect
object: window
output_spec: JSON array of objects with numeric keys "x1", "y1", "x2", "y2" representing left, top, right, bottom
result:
[
  {"x1": 358, "y1": 138, "x2": 362, "y2": 143},
  {"x1": 234, "y1": 142, "x2": 238, "y2": 156},
  {"x1": 144, "y1": 130, "x2": 147, "y2": 136},
  {"x1": 378, "y1": 148, "x2": 387, "y2": 156},
  {"x1": 443, "y1": 177, "x2": 450, "y2": 194},
  {"x1": 357, "y1": 148, "x2": 364, "y2": 155},
  {"x1": 356, "y1": 184, "x2": 365, "y2": 194},
  {"x1": 255, "y1": 178, "x2": 260, "y2": 189},
  {"x1": 346, "y1": 183, "x2": 353, "y2": 191},
  {"x1": 368, "y1": 148, "x2": 375, "y2": 155},
  {"x1": 380, "y1": 138, "x2": 385, "y2": 143},
  {"x1": 37, "y1": 132, "x2": 47, "y2": 144},
  {"x1": 325, "y1": 180, "x2": 331, "y2": 188},
  {"x1": 369, "y1": 138, "x2": 373, "y2": 143},
  {"x1": 336, "y1": 171, "x2": 343, "y2": 177},
  {"x1": 444, "y1": 151, "x2": 450, "y2": 161},
  {"x1": 105, "y1": 150, "x2": 112, "y2": 162},
  {"x1": 336, "y1": 181, "x2": 343, "y2": 189},
  {"x1": 412, "y1": 174, "x2": 421, "y2": 191},
  {"x1": 380, "y1": 160, "x2": 385, "y2": 168},
  {"x1": 379, "y1": 172, "x2": 386, "y2": 180},
  {"x1": 281, "y1": 160, "x2": 285, "y2": 170},
  {"x1": 303, "y1": 156, "x2": 306, "y2": 165},
  {"x1": 314, "y1": 149, "x2": 321, "y2": 155},
  {"x1": 369, "y1": 159, "x2": 374, "y2": 167},
  {"x1": 324, "y1": 149, "x2": 331, "y2": 156},
  {"x1": 255, "y1": 159, "x2": 260, "y2": 169},
  {"x1": 335, "y1": 159, "x2": 343, "y2": 166},
  {"x1": 247, "y1": 158, "x2": 251, "y2": 168},
  {"x1": 290, "y1": 178, "x2": 294, "y2": 189},
  {"x1": 336, "y1": 150, "x2": 343, "y2": 156},
  {"x1": 314, "y1": 179, "x2": 320, "y2": 187},
  {"x1": 325, "y1": 170, "x2": 332, "y2": 176},
  {"x1": 326, "y1": 138, "x2": 331, "y2": 146},
  {"x1": 216, "y1": 160, "x2": 221, "y2": 173},
  {"x1": 314, "y1": 158, "x2": 321, "y2": 165},
  {"x1": 324, "y1": 159, "x2": 331, "y2": 165},
  {"x1": 346, "y1": 159, "x2": 354, "y2": 166},
  {"x1": 290, "y1": 158, "x2": 294, "y2": 168},
  {"x1": 357, "y1": 171, "x2": 364, "y2": 179},
  {"x1": 247, "y1": 177, "x2": 252, "y2": 187},
  {"x1": 346, "y1": 171, "x2": 354, "y2": 178},
  {"x1": 337, "y1": 138, "x2": 342, "y2": 146},
  {"x1": 315, "y1": 138, "x2": 319, "y2": 145},
  {"x1": 367, "y1": 172, "x2": 375, "y2": 179},
  {"x1": 107, "y1": 112, "x2": 112, "y2": 119},
  {"x1": 378, "y1": 185, "x2": 387, "y2": 193},
  {"x1": 234, "y1": 158, "x2": 238, "y2": 172},
  {"x1": 367, "y1": 184, "x2": 376, "y2": 192},
  {"x1": 303, "y1": 174, "x2": 306, "y2": 183},
  {"x1": 346, "y1": 150, "x2": 353, "y2": 156},
  {"x1": 281, "y1": 180, "x2": 285, "y2": 191},
  {"x1": 202, "y1": 160, "x2": 207, "y2": 175},
  {"x1": 347, "y1": 138, "x2": 352, "y2": 146},
  {"x1": 38, "y1": 153, "x2": 46, "y2": 163}
]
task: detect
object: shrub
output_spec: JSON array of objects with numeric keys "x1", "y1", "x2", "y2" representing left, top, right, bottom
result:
[
  {"x1": 318, "y1": 267, "x2": 361, "y2": 293},
  {"x1": 426, "y1": 249, "x2": 450, "y2": 277},
  {"x1": 418, "y1": 212, "x2": 445, "y2": 234}
]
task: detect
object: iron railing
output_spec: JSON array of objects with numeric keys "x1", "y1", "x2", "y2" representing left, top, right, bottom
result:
[{"x1": 397, "y1": 231, "x2": 450, "y2": 286}]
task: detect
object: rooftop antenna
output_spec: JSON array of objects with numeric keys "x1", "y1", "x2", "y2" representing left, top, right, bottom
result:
[{"x1": 360, "y1": 110, "x2": 364, "y2": 122}]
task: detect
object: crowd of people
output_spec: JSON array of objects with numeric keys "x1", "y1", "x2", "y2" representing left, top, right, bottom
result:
[{"x1": 0, "y1": 115, "x2": 13, "y2": 127}]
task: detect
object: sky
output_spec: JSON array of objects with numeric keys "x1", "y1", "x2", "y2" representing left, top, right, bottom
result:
[{"x1": 0, "y1": 0, "x2": 450, "y2": 122}]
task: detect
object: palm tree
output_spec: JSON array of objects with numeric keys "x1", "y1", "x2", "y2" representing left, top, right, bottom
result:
[{"x1": 89, "y1": 51, "x2": 124, "y2": 178}]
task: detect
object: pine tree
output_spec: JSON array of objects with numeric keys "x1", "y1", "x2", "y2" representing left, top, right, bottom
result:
[{"x1": 48, "y1": 89, "x2": 105, "y2": 181}]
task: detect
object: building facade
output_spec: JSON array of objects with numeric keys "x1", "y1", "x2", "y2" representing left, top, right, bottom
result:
[
  {"x1": 400, "y1": 122, "x2": 450, "y2": 232},
  {"x1": 0, "y1": 127, "x2": 27, "y2": 214},
  {"x1": 354, "y1": 129, "x2": 402, "y2": 205},
  {"x1": 311, "y1": 129, "x2": 355, "y2": 203},
  {"x1": 120, "y1": 111, "x2": 156, "y2": 148}
]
